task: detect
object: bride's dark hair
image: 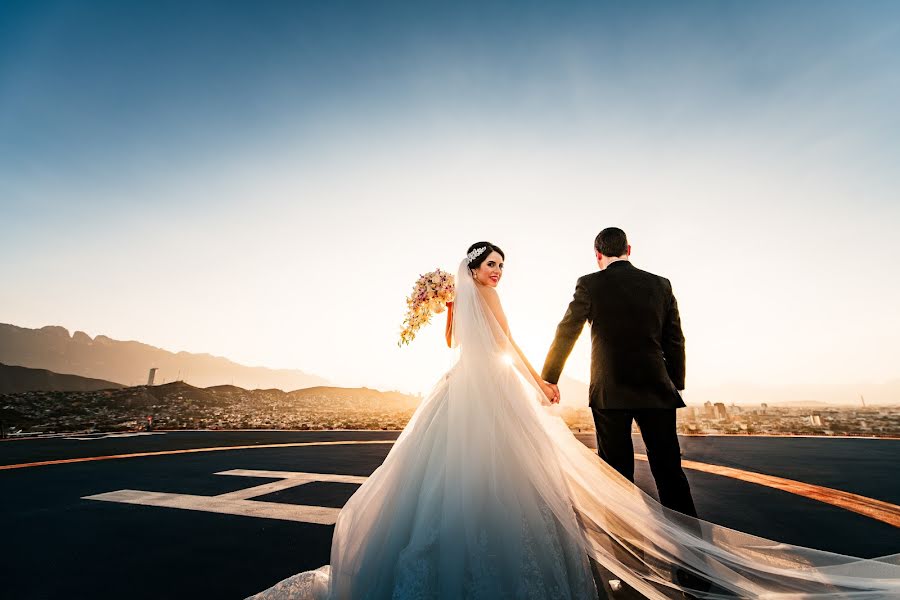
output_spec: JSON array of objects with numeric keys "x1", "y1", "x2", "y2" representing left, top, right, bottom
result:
[{"x1": 467, "y1": 241, "x2": 505, "y2": 270}]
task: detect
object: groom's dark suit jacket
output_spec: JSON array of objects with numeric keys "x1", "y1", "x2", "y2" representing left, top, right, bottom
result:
[{"x1": 542, "y1": 260, "x2": 686, "y2": 410}]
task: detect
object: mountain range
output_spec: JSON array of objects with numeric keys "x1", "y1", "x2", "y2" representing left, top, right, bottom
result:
[
  {"x1": 0, "y1": 362, "x2": 124, "y2": 394},
  {"x1": 0, "y1": 323, "x2": 328, "y2": 391}
]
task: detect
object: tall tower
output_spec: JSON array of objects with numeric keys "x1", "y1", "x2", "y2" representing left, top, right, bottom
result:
[
  {"x1": 713, "y1": 402, "x2": 728, "y2": 420},
  {"x1": 147, "y1": 368, "x2": 158, "y2": 386}
]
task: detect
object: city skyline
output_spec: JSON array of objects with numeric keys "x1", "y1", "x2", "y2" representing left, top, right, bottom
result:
[{"x1": 2, "y1": 2, "x2": 899, "y2": 395}]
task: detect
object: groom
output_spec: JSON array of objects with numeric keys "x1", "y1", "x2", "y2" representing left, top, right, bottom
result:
[{"x1": 542, "y1": 227, "x2": 698, "y2": 519}]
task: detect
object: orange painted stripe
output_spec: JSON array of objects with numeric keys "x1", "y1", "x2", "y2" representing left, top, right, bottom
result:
[
  {"x1": 2, "y1": 441, "x2": 897, "y2": 529},
  {"x1": 0, "y1": 440, "x2": 394, "y2": 471},
  {"x1": 636, "y1": 453, "x2": 900, "y2": 528}
]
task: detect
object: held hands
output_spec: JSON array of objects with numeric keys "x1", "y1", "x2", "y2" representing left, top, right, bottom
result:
[
  {"x1": 549, "y1": 382, "x2": 560, "y2": 404},
  {"x1": 540, "y1": 381, "x2": 560, "y2": 404}
]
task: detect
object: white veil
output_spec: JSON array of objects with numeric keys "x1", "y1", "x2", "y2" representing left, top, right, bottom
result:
[{"x1": 451, "y1": 258, "x2": 900, "y2": 599}]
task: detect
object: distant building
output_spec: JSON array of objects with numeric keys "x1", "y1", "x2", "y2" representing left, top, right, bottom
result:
[
  {"x1": 808, "y1": 414, "x2": 823, "y2": 427},
  {"x1": 714, "y1": 402, "x2": 728, "y2": 420},
  {"x1": 147, "y1": 368, "x2": 158, "y2": 386},
  {"x1": 703, "y1": 401, "x2": 715, "y2": 418},
  {"x1": 760, "y1": 403, "x2": 768, "y2": 415}
]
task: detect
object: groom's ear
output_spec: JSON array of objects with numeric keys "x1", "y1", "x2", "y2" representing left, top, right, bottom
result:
[{"x1": 626, "y1": 244, "x2": 632, "y2": 257}]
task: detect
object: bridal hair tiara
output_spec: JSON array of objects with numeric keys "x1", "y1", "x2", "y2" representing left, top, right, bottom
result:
[{"x1": 466, "y1": 246, "x2": 487, "y2": 264}]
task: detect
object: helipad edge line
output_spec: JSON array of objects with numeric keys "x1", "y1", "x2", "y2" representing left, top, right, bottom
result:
[{"x1": 0, "y1": 440, "x2": 394, "y2": 470}]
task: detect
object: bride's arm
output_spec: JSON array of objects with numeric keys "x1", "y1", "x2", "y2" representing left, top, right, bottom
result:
[
  {"x1": 480, "y1": 287, "x2": 558, "y2": 402},
  {"x1": 444, "y1": 301, "x2": 454, "y2": 348},
  {"x1": 509, "y1": 337, "x2": 544, "y2": 387}
]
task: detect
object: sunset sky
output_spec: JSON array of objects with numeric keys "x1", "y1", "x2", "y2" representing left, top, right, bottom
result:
[{"x1": 2, "y1": 1, "x2": 898, "y2": 398}]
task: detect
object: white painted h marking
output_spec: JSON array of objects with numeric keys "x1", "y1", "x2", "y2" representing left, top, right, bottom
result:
[{"x1": 82, "y1": 469, "x2": 367, "y2": 525}]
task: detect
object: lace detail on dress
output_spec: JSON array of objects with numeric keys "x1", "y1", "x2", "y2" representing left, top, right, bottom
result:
[
  {"x1": 546, "y1": 506, "x2": 596, "y2": 600},
  {"x1": 391, "y1": 521, "x2": 439, "y2": 600},
  {"x1": 518, "y1": 510, "x2": 552, "y2": 600},
  {"x1": 244, "y1": 565, "x2": 330, "y2": 600},
  {"x1": 462, "y1": 528, "x2": 501, "y2": 599},
  {"x1": 514, "y1": 504, "x2": 596, "y2": 600}
]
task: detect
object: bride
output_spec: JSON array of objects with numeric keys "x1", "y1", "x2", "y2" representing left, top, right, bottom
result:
[{"x1": 248, "y1": 242, "x2": 899, "y2": 599}]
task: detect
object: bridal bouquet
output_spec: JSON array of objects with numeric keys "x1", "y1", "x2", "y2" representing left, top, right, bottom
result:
[{"x1": 398, "y1": 269, "x2": 455, "y2": 346}]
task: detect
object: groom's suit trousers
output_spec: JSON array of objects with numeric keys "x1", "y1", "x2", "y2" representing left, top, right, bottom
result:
[{"x1": 592, "y1": 407, "x2": 698, "y2": 519}]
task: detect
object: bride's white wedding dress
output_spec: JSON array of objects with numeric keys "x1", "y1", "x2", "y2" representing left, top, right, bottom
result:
[{"x1": 248, "y1": 259, "x2": 900, "y2": 600}]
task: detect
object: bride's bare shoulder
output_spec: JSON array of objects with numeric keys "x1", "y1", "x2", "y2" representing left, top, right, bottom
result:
[
  {"x1": 476, "y1": 285, "x2": 503, "y2": 307},
  {"x1": 476, "y1": 284, "x2": 498, "y2": 299}
]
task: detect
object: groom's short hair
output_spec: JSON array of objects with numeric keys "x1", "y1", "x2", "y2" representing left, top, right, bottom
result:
[{"x1": 595, "y1": 227, "x2": 628, "y2": 257}]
